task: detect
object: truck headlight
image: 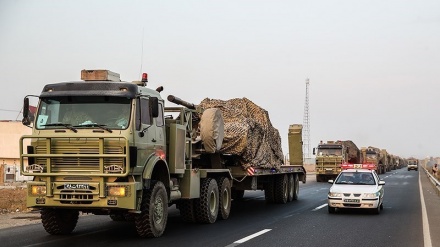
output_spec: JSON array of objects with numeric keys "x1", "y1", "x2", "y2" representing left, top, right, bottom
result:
[
  {"x1": 108, "y1": 186, "x2": 127, "y2": 197},
  {"x1": 328, "y1": 192, "x2": 343, "y2": 197},
  {"x1": 31, "y1": 185, "x2": 46, "y2": 196}
]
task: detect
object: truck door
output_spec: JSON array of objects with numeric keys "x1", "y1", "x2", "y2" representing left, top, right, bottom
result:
[{"x1": 134, "y1": 97, "x2": 160, "y2": 167}]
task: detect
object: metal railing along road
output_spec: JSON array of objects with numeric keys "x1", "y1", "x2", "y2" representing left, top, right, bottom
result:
[{"x1": 423, "y1": 166, "x2": 440, "y2": 195}]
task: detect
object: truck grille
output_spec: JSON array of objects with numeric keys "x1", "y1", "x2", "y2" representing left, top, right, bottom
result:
[
  {"x1": 21, "y1": 136, "x2": 129, "y2": 176},
  {"x1": 35, "y1": 146, "x2": 124, "y2": 172},
  {"x1": 53, "y1": 183, "x2": 99, "y2": 204}
]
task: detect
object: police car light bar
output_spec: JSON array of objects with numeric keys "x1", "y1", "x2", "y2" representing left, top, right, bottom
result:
[{"x1": 341, "y1": 163, "x2": 377, "y2": 170}]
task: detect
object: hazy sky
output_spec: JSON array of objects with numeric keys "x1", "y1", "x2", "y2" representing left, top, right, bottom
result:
[{"x1": 1, "y1": 0, "x2": 439, "y2": 159}]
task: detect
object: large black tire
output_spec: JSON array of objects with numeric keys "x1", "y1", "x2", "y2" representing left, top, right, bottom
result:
[
  {"x1": 274, "y1": 174, "x2": 288, "y2": 204},
  {"x1": 264, "y1": 177, "x2": 275, "y2": 203},
  {"x1": 316, "y1": 174, "x2": 322, "y2": 182},
  {"x1": 178, "y1": 199, "x2": 197, "y2": 223},
  {"x1": 195, "y1": 178, "x2": 219, "y2": 224},
  {"x1": 41, "y1": 209, "x2": 79, "y2": 235},
  {"x1": 292, "y1": 174, "x2": 299, "y2": 201},
  {"x1": 135, "y1": 181, "x2": 168, "y2": 238},
  {"x1": 287, "y1": 174, "x2": 294, "y2": 202},
  {"x1": 217, "y1": 177, "x2": 232, "y2": 220},
  {"x1": 231, "y1": 189, "x2": 245, "y2": 201}
]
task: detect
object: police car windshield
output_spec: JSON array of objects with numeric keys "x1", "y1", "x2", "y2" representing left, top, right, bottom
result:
[{"x1": 335, "y1": 172, "x2": 376, "y2": 185}]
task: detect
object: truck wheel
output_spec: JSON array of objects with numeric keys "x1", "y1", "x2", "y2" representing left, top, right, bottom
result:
[
  {"x1": 264, "y1": 177, "x2": 275, "y2": 203},
  {"x1": 135, "y1": 180, "x2": 168, "y2": 238},
  {"x1": 292, "y1": 174, "x2": 299, "y2": 201},
  {"x1": 316, "y1": 174, "x2": 322, "y2": 182},
  {"x1": 274, "y1": 174, "x2": 288, "y2": 204},
  {"x1": 41, "y1": 209, "x2": 79, "y2": 235},
  {"x1": 178, "y1": 199, "x2": 197, "y2": 223},
  {"x1": 231, "y1": 189, "x2": 245, "y2": 201},
  {"x1": 217, "y1": 177, "x2": 231, "y2": 220},
  {"x1": 287, "y1": 174, "x2": 294, "y2": 202},
  {"x1": 195, "y1": 178, "x2": 219, "y2": 224}
]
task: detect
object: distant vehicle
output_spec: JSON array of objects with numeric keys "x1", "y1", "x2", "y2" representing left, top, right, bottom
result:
[
  {"x1": 327, "y1": 164, "x2": 385, "y2": 214},
  {"x1": 407, "y1": 158, "x2": 418, "y2": 171},
  {"x1": 313, "y1": 140, "x2": 361, "y2": 182}
]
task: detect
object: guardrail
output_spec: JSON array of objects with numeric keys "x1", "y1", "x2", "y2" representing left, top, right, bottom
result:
[{"x1": 423, "y1": 166, "x2": 440, "y2": 195}]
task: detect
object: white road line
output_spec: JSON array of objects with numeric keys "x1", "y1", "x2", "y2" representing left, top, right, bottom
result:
[
  {"x1": 234, "y1": 229, "x2": 272, "y2": 244},
  {"x1": 312, "y1": 203, "x2": 328, "y2": 211},
  {"x1": 419, "y1": 170, "x2": 432, "y2": 247}
]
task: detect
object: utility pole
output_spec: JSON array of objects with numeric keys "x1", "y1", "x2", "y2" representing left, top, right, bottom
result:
[{"x1": 303, "y1": 78, "x2": 311, "y2": 163}]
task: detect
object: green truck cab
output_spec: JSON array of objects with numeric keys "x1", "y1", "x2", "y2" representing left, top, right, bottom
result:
[{"x1": 20, "y1": 70, "x2": 305, "y2": 238}]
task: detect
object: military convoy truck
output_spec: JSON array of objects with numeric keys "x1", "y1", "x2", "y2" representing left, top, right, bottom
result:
[
  {"x1": 360, "y1": 146, "x2": 388, "y2": 174},
  {"x1": 313, "y1": 140, "x2": 361, "y2": 182},
  {"x1": 19, "y1": 70, "x2": 306, "y2": 238},
  {"x1": 407, "y1": 157, "x2": 419, "y2": 171}
]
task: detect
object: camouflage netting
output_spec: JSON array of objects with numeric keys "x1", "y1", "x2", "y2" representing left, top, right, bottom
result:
[
  {"x1": 198, "y1": 98, "x2": 284, "y2": 170},
  {"x1": 341, "y1": 140, "x2": 360, "y2": 163}
]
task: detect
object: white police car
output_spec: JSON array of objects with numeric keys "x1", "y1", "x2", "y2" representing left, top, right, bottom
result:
[{"x1": 327, "y1": 163, "x2": 385, "y2": 214}]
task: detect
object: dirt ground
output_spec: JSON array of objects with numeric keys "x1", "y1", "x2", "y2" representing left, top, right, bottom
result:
[
  {"x1": 0, "y1": 187, "x2": 42, "y2": 230},
  {"x1": 0, "y1": 187, "x2": 29, "y2": 214}
]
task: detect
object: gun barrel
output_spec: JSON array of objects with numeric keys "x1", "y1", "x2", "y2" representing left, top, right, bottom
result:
[{"x1": 167, "y1": 95, "x2": 196, "y2": 109}]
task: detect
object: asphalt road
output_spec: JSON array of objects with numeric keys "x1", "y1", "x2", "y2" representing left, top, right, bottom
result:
[{"x1": 1, "y1": 168, "x2": 439, "y2": 247}]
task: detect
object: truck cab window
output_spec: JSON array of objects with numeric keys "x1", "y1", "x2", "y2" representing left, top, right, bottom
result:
[
  {"x1": 156, "y1": 103, "x2": 164, "y2": 127},
  {"x1": 136, "y1": 98, "x2": 151, "y2": 131}
]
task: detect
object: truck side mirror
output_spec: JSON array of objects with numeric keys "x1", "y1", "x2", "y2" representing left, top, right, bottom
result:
[
  {"x1": 313, "y1": 148, "x2": 316, "y2": 155},
  {"x1": 149, "y1": 97, "x2": 159, "y2": 118},
  {"x1": 22, "y1": 97, "x2": 31, "y2": 126}
]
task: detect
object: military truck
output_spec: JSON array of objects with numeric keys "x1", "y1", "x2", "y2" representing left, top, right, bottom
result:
[
  {"x1": 407, "y1": 157, "x2": 419, "y2": 171},
  {"x1": 360, "y1": 146, "x2": 388, "y2": 174},
  {"x1": 20, "y1": 70, "x2": 306, "y2": 238},
  {"x1": 313, "y1": 140, "x2": 361, "y2": 182}
]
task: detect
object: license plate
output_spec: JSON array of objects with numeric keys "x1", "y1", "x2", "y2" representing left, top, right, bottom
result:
[
  {"x1": 64, "y1": 183, "x2": 89, "y2": 190},
  {"x1": 344, "y1": 199, "x2": 360, "y2": 203}
]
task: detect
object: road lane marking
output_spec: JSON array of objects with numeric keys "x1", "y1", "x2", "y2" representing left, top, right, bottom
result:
[
  {"x1": 312, "y1": 203, "x2": 328, "y2": 211},
  {"x1": 419, "y1": 171, "x2": 432, "y2": 247},
  {"x1": 232, "y1": 229, "x2": 272, "y2": 245}
]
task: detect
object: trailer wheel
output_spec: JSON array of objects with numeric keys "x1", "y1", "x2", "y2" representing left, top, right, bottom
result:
[
  {"x1": 195, "y1": 178, "x2": 219, "y2": 224},
  {"x1": 287, "y1": 174, "x2": 294, "y2": 202},
  {"x1": 274, "y1": 174, "x2": 288, "y2": 204},
  {"x1": 264, "y1": 177, "x2": 275, "y2": 203},
  {"x1": 135, "y1": 180, "x2": 168, "y2": 238},
  {"x1": 41, "y1": 209, "x2": 79, "y2": 235},
  {"x1": 217, "y1": 177, "x2": 231, "y2": 220},
  {"x1": 292, "y1": 174, "x2": 299, "y2": 201},
  {"x1": 178, "y1": 199, "x2": 197, "y2": 223},
  {"x1": 231, "y1": 189, "x2": 245, "y2": 201}
]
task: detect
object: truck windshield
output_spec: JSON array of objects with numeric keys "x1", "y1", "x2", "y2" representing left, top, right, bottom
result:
[
  {"x1": 366, "y1": 154, "x2": 377, "y2": 159},
  {"x1": 35, "y1": 96, "x2": 132, "y2": 130},
  {"x1": 317, "y1": 148, "x2": 342, "y2": 156}
]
